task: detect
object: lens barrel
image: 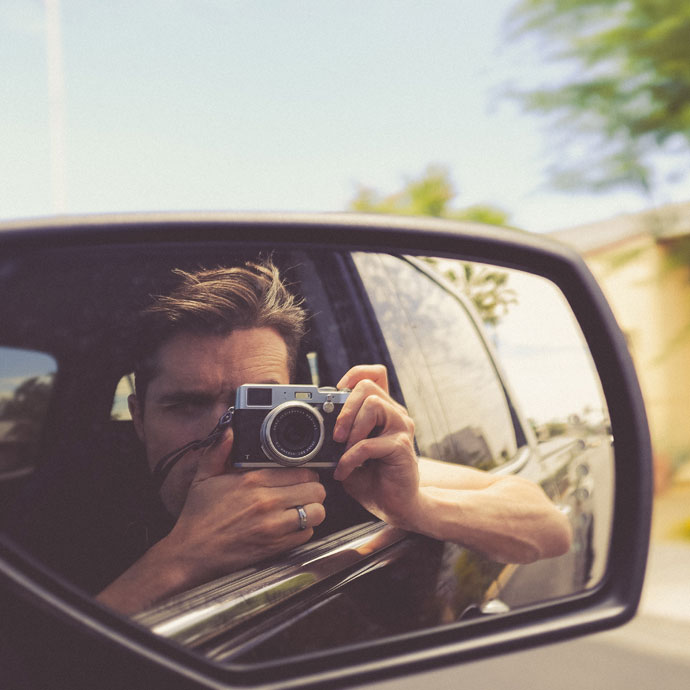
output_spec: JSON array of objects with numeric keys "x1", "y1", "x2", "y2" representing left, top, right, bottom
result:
[{"x1": 260, "y1": 401, "x2": 325, "y2": 466}]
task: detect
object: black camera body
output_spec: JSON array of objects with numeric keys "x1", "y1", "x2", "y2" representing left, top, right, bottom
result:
[{"x1": 231, "y1": 384, "x2": 350, "y2": 468}]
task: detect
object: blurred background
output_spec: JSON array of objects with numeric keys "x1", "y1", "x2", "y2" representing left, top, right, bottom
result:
[{"x1": 2, "y1": 1, "x2": 689, "y2": 681}]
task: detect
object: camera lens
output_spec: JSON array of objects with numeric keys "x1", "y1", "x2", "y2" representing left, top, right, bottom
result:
[
  {"x1": 274, "y1": 410, "x2": 317, "y2": 452},
  {"x1": 261, "y1": 402, "x2": 325, "y2": 466}
]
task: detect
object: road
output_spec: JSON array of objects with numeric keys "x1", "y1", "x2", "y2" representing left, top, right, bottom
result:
[{"x1": 367, "y1": 543, "x2": 690, "y2": 689}]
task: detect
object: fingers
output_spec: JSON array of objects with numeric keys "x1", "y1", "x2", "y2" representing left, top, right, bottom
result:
[
  {"x1": 332, "y1": 365, "x2": 417, "y2": 487},
  {"x1": 284, "y1": 502, "x2": 326, "y2": 532},
  {"x1": 230, "y1": 467, "x2": 321, "y2": 488},
  {"x1": 333, "y1": 378, "x2": 413, "y2": 446},
  {"x1": 334, "y1": 431, "x2": 415, "y2": 481},
  {"x1": 337, "y1": 364, "x2": 389, "y2": 392},
  {"x1": 224, "y1": 470, "x2": 326, "y2": 523},
  {"x1": 233, "y1": 480, "x2": 326, "y2": 551}
]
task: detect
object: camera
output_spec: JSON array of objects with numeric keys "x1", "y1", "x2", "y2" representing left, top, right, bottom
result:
[{"x1": 231, "y1": 384, "x2": 350, "y2": 468}]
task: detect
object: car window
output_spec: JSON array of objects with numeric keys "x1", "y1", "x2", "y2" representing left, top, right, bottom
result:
[
  {"x1": 353, "y1": 253, "x2": 519, "y2": 470},
  {"x1": 111, "y1": 374, "x2": 135, "y2": 420},
  {"x1": 0, "y1": 347, "x2": 56, "y2": 480}
]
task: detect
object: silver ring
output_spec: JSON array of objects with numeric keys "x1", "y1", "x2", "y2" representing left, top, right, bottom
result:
[{"x1": 295, "y1": 505, "x2": 308, "y2": 531}]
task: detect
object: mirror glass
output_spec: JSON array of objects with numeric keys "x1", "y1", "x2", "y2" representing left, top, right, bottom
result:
[
  {"x1": 0, "y1": 348, "x2": 56, "y2": 519},
  {"x1": 0, "y1": 243, "x2": 613, "y2": 663}
]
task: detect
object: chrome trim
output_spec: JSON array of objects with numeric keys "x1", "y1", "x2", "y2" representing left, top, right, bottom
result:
[
  {"x1": 492, "y1": 445, "x2": 531, "y2": 476},
  {"x1": 134, "y1": 521, "x2": 406, "y2": 648}
]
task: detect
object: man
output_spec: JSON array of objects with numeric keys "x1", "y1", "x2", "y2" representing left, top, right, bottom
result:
[{"x1": 96, "y1": 260, "x2": 571, "y2": 615}]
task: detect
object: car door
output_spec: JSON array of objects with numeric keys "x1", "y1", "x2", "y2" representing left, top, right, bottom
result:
[
  {"x1": 348, "y1": 251, "x2": 610, "y2": 612},
  {"x1": 349, "y1": 251, "x2": 533, "y2": 618}
]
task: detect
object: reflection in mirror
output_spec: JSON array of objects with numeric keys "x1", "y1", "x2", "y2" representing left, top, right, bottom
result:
[
  {"x1": 0, "y1": 348, "x2": 56, "y2": 520},
  {"x1": 0, "y1": 245, "x2": 612, "y2": 665}
]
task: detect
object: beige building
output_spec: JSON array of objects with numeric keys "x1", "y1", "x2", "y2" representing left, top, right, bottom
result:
[{"x1": 550, "y1": 202, "x2": 690, "y2": 489}]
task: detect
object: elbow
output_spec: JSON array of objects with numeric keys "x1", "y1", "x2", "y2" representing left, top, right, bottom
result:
[
  {"x1": 527, "y1": 510, "x2": 573, "y2": 563},
  {"x1": 548, "y1": 510, "x2": 574, "y2": 558},
  {"x1": 507, "y1": 510, "x2": 573, "y2": 565}
]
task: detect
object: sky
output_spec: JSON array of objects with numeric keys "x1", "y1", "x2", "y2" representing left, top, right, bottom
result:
[
  {"x1": 2, "y1": 0, "x2": 690, "y2": 232},
  {"x1": 491, "y1": 270, "x2": 606, "y2": 424}
]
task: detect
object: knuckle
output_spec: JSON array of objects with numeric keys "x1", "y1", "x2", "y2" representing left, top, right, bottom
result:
[
  {"x1": 372, "y1": 364, "x2": 388, "y2": 381},
  {"x1": 355, "y1": 378, "x2": 376, "y2": 394},
  {"x1": 253, "y1": 489, "x2": 278, "y2": 513},
  {"x1": 360, "y1": 393, "x2": 382, "y2": 412},
  {"x1": 393, "y1": 433, "x2": 414, "y2": 454},
  {"x1": 248, "y1": 518, "x2": 270, "y2": 540},
  {"x1": 240, "y1": 470, "x2": 265, "y2": 488}
]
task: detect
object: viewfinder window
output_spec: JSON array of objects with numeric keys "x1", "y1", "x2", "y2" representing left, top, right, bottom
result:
[{"x1": 247, "y1": 388, "x2": 273, "y2": 406}]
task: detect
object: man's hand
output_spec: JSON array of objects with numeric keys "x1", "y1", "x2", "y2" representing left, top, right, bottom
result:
[
  {"x1": 331, "y1": 365, "x2": 572, "y2": 565},
  {"x1": 165, "y1": 431, "x2": 326, "y2": 577},
  {"x1": 332, "y1": 365, "x2": 421, "y2": 530},
  {"x1": 97, "y1": 432, "x2": 325, "y2": 615}
]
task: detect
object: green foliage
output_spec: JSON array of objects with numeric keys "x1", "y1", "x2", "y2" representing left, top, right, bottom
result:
[
  {"x1": 350, "y1": 166, "x2": 515, "y2": 325},
  {"x1": 349, "y1": 165, "x2": 509, "y2": 225},
  {"x1": 454, "y1": 204, "x2": 511, "y2": 226},
  {"x1": 461, "y1": 263, "x2": 518, "y2": 327},
  {"x1": 349, "y1": 165, "x2": 454, "y2": 217},
  {"x1": 508, "y1": 0, "x2": 690, "y2": 193}
]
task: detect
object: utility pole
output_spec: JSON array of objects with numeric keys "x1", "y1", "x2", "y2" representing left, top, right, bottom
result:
[{"x1": 44, "y1": 0, "x2": 66, "y2": 213}]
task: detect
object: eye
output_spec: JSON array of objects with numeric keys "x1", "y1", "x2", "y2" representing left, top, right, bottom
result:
[{"x1": 164, "y1": 397, "x2": 212, "y2": 415}]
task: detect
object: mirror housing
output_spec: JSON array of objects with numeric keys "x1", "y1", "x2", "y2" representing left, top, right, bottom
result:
[{"x1": 0, "y1": 213, "x2": 652, "y2": 689}]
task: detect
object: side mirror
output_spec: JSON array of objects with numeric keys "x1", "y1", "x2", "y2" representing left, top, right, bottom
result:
[{"x1": 0, "y1": 213, "x2": 652, "y2": 689}]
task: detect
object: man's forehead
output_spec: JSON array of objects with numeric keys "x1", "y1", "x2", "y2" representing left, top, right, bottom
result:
[{"x1": 149, "y1": 329, "x2": 290, "y2": 388}]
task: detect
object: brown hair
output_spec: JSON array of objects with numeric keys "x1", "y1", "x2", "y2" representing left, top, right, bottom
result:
[{"x1": 134, "y1": 261, "x2": 307, "y2": 404}]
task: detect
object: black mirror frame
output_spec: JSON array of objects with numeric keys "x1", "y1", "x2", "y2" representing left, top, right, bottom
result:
[{"x1": 0, "y1": 213, "x2": 652, "y2": 689}]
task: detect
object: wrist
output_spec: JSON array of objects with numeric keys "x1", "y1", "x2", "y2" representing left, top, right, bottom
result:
[
  {"x1": 408, "y1": 486, "x2": 472, "y2": 544},
  {"x1": 393, "y1": 488, "x2": 445, "y2": 538},
  {"x1": 144, "y1": 535, "x2": 194, "y2": 594},
  {"x1": 96, "y1": 536, "x2": 193, "y2": 616}
]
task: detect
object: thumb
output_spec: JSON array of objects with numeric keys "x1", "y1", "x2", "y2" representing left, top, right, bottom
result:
[{"x1": 193, "y1": 429, "x2": 234, "y2": 483}]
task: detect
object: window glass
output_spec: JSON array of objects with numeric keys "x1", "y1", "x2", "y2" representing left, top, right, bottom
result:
[
  {"x1": 111, "y1": 374, "x2": 135, "y2": 420},
  {"x1": 353, "y1": 253, "x2": 518, "y2": 470},
  {"x1": 0, "y1": 347, "x2": 56, "y2": 479}
]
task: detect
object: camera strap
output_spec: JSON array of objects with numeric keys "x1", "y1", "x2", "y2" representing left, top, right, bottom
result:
[{"x1": 151, "y1": 407, "x2": 235, "y2": 492}]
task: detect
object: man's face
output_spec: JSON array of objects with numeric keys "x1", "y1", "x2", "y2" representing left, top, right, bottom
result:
[{"x1": 129, "y1": 327, "x2": 290, "y2": 516}]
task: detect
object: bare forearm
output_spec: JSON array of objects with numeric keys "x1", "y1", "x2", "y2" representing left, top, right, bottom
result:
[
  {"x1": 404, "y1": 476, "x2": 572, "y2": 564},
  {"x1": 96, "y1": 540, "x2": 191, "y2": 616}
]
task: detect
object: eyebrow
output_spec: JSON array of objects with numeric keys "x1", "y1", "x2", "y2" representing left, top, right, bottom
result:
[
  {"x1": 157, "y1": 379, "x2": 283, "y2": 406},
  {"x1": 157, "y1": 391, "x2": 215, "y2": 406}
]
